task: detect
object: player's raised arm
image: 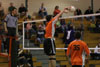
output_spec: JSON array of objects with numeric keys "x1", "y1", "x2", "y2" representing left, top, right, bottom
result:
[
  {"x1": 54, "y1": 8, "x2": 68, "y2": 19},
  {"x1": 53, "y1": 6, "x2": 75, "y2": 23}
]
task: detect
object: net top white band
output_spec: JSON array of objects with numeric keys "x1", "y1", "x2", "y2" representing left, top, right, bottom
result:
[
  {"x1": 22, "y1": 13, "x2": 100, "y2": 24},
  {"x1": 23, "y1": 48, "x2": 100, "y2": 50}
]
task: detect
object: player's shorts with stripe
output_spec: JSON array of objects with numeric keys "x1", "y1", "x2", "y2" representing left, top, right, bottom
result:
[{"x1": 43, "y1": 38, "x2": 56, "y2": 56}]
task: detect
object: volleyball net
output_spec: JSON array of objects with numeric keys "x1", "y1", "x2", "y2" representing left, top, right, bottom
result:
[{"x1": 22, "y1": 13, "x2": 100, "y2": 51}]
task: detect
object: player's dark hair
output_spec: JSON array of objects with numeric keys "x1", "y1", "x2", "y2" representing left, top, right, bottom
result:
[
  {"x1": 74, "y1": 32, "x2": 81, "y2": 39},
  {"x1": 46, "y1": 15, "x2": 53, "y2": 22}
]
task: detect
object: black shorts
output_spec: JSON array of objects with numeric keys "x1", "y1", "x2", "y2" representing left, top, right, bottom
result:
[
  {"x1": 72, "y1": 65, "x2": 82, "y2": 67},
  {"x1": 43, "y1": 38, "x2": 56, "y2": 56}
]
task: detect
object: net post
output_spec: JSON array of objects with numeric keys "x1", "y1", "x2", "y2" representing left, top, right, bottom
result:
[{"x1": 9, "y1": 36, "x2": 13, "y2": 67}]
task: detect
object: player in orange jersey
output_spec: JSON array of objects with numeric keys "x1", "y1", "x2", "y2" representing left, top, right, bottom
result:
[
  {"x1": 44, "y1": 7, "x2": 69, "y2": 67},
  {"x1": 67, "y1": 32, "x2": 90, "y2": 67}
]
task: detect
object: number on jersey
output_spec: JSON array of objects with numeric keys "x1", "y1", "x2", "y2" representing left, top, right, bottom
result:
[{"x1": 73, "y1": 45, "x2": 80, "y2": 50}]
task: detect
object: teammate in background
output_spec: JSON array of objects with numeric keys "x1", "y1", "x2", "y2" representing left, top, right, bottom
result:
[
  {"x1": 67, "y1": 32, "x2": 90, "y2": 67},
  {"x1": 44, "y1": 8, "x2": 69, "y2": 67}
]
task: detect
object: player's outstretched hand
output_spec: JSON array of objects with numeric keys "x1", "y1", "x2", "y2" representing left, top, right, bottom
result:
[{"x1": 63, "y1": 8, "x2": 69, "y2": 13}]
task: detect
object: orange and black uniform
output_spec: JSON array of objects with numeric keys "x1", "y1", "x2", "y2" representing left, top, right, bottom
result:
[
  {"x1": 67, "y1": 40, "x2": 90, "y2": 67},
  {"x1": 44, "y1": 17, "x2": 57, "y2": 56}
]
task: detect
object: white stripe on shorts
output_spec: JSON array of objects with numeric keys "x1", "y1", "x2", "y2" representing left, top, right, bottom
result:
[{"x1": 51, "y1": 39, "x2": 55, "y2": 54}]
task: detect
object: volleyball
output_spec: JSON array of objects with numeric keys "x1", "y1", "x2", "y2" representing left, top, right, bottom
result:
[{"x1": 70, "y1": 6, "x2": 76, "y2": 12}]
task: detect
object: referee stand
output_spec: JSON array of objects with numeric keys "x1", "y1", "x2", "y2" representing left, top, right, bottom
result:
[{"x1": 0, "y1": 35, "x2": 18, "y2": 67}]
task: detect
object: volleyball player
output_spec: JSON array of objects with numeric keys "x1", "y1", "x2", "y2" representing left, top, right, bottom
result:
[
  {"x1": 67, "y1": 32, "x2": 90, "y2": 67},
  {"x1": 43, "y1": 8, "x2": 69, "y2": 67}
]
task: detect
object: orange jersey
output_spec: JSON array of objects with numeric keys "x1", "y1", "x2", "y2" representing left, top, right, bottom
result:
[
  {"x1": 67, "y1": 40, "x2": 90, "y2": 65},
  {"x1": 45, "y1": 17, "x2": 57, "y2": 38}
]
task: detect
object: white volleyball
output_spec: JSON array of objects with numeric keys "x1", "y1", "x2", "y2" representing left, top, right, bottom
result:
[{"x1": 70, "y1": 6, "x2": 76, "y2": 12}]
